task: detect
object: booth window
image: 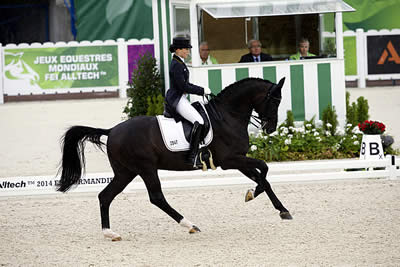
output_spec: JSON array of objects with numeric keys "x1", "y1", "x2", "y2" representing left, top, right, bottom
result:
[
  {"x1": 172, "y1": 5, "x2": 190, "y2": 38},
  {"x1": 198, "y1": 0, "x2": 354, "y2": 64}
]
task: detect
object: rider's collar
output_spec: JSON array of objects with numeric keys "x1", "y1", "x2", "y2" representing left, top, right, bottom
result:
[{"x1": 174, "y1": 54, "x2": 185, "y2": 64}]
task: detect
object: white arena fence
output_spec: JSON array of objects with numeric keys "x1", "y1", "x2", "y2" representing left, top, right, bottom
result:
[{"x1": 0, "y1": 156, "x2": 398, "y2": 197}]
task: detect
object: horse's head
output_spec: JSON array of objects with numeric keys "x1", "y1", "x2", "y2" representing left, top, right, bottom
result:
[{"x1": 254, "y1": 77, "x2": 285, "y2": 134}]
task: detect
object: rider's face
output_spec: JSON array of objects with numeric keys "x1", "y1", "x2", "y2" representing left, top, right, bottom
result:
[{"x1": 175, "y1": 48, "x2": 190, "y2": 59}]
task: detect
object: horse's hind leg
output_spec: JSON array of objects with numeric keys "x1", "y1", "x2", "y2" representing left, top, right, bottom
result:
[
  {"x1": 141, "y1": 169, "x2": 201, "y2": 234},
  {"x1": 98, "y1": 166, "x2": 136, "y2": 241}
]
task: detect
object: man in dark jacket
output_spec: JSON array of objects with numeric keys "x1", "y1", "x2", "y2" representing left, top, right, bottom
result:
[{"x1": 239, "y1": 39, "x2": 273, "y2": 63}]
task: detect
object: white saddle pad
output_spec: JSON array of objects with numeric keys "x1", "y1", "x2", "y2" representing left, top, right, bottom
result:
[{"x1": 156, "y1": 112, "x2": 213, "y2": 152}]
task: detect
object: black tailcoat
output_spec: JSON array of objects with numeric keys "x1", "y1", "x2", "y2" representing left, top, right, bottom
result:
[{"x1": 165, "y1": 55, "x2": 204, "y2": 118}]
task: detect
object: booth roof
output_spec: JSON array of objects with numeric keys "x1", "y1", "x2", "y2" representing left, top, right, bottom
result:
[{"x1": 198, "y1": 0, "x2": 355, "y2": 19}]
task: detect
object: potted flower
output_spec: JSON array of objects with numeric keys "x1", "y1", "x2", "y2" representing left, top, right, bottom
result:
[
  {"x1": 358, "y1": 120, "x2": 385, "y2": 135},
  {"x1": 358, "y1": 120, "x2": 385, "y2": 160}
]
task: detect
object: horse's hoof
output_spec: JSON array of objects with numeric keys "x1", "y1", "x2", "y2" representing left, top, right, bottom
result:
[
  {"x1": 245, "y1": 189, "x2": 255, "y2": 202},
  {"x1": 189, "y1": 225, "x2": 201, "y2": 234},
  {"x1": 103, "y1": 229, "x2": 122, "y2": 241},
  {"x1": 280, "y1": 211, "x2": 293, "y2": 220},
  {"x1": 111, "y1": 236, "x2": 122, "y2": 242}
]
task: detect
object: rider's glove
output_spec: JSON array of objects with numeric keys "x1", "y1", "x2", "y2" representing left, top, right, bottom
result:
[{"x1": 203, "y1": 87, "x2": 212, "y2": 95}]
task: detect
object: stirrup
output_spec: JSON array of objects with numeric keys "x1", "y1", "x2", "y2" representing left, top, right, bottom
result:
[
  {"x1": 193, "y1": 154, "x2": 203, "y2": 169},
  {"x1": 185, "y1": 153, "x2": 202, "y2": 169}
]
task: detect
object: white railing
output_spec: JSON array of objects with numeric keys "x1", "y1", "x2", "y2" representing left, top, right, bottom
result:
[
  {"x1": 343, "y1": 29, "x2": 400, "y2": 87},
  {"x1": 0, "y1": 156, "x2": 398, "y2": 197},
  {"x1": 0, "y1": 38, "x2": 154, "y2": 104}
]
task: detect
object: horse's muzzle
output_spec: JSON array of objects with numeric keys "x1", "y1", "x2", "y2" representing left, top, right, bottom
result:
[{"x1": 263, "y1": 120, "x2": 277, "y2": 134}]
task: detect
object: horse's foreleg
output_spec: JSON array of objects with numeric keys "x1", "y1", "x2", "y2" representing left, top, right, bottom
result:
[
  {"x1": 141, "y1": 170, "x2": 201, "y2": 234},
  {"x1": 239, "y1": 168, "x2": 263, "y2": 201},
  {"x1": 98, "y1": 173, "x2": 135, "y2": 241},
  {"x1": 242, "y1": 167, "x2": 292, "y2": 219},
  {"x1": 224, "y1": 157, "x2": 292, "y2": 220}
]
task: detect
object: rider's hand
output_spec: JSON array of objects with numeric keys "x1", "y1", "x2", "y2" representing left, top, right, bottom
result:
[{"x1": 203, "y1": 87, "x2": 212, "y2": 95}]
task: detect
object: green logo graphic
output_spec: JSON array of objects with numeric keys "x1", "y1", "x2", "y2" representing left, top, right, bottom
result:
[{"x1": 4, "y1": 46, "x2": 119, "y2": 91}]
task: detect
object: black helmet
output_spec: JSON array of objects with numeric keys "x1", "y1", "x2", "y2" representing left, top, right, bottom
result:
[{"x1": 169, "y1": 37, "x2": 192, "y2": 53}]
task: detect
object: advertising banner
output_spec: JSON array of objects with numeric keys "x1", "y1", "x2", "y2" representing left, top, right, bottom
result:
[
  {"x1": 0, "y1": 173, "x2": 115, "y2": 197},
  {"x1": 3, "y1": 45, "x2": 119, "y2": 94},
  {"x1": 367, "y1": 35, "x2": 400, "y2": 75},
  {"x1": 75, "y1": 0, "x2": 153, "y2": 41},
  {"x1": 343, "y1": 0, "x2": 400, "y2": 31}
]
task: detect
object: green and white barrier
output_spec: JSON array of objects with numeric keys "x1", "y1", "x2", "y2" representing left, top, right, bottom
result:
[{"x1": 189, "y1": 58, "x2": 346, "y2": 126}]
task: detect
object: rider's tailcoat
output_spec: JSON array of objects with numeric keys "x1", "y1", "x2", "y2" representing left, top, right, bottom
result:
[{"x1": 164, "y1": 55, "x2": 204, "y2": 118}]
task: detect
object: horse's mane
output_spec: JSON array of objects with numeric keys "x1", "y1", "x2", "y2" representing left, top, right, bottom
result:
[{"x1": 214, "y1": 77, "x2": 272, "y2": 101}]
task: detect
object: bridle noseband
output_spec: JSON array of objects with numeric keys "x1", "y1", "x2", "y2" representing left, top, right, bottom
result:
[{"x1": 251, "y1": 84, "x2": 281, "y2": 129}]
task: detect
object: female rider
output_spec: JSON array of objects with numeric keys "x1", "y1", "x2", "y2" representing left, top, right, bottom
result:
[{"x1": 164, "y1": 36, "x2": 211, "y2": 168}]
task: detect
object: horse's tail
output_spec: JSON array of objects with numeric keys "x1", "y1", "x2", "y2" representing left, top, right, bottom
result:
[{"x1": 57, "y1": 126, "x2": 110, "y2": 192}]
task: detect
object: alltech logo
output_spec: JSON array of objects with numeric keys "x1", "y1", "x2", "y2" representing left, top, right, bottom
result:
[
  {"x1": 367, "y1": 35, "x2": 400, "y2": 75},
  {"x1": 377, "y1": 41, "x2": 400, "y2": 65}
]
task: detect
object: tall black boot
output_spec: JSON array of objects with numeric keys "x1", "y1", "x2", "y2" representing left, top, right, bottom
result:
[{"x1": 186, "y1": 122, "x2": 203, "y2": 168}]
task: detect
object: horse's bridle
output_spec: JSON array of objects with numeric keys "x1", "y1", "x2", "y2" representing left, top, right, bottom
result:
[{"x1": 251, "y1": 84, "x2": 282, "y2": 129}]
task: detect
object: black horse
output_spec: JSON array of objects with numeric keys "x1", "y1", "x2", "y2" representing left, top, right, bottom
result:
[{"x1": 57, "y1": 77, "x2": 292, "y2": 241}]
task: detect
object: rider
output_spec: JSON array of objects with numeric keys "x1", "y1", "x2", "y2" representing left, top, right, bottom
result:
[{"x1": 165, "y1": 36, "x2": 212, "y2": 167}]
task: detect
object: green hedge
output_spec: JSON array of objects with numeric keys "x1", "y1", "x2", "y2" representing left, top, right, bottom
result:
[{"x1": 123, "y1": 52, "x2": 164, "y2": 118}]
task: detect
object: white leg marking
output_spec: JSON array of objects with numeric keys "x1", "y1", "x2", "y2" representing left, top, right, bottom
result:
[
  {"x1": 103, "y1": 228, "x2": 121, "y2": 241},
  {"x1": 179, "y1": 218, "x2": 193, "y2": 229}
]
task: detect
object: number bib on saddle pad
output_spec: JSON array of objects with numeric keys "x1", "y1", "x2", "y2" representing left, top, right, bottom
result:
[{"x1": 156, "y1": 103, "x2": 213, "y2": 152}]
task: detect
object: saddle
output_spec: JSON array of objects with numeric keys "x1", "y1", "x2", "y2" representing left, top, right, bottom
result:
[
  {"x1": 157, "y1": 102, "x2": 215, "y2": 170},
  {"x1": 163, "y1": 102, "x2": 210, "y2": 143}
]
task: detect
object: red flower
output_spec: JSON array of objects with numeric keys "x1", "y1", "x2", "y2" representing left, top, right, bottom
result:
[{"x1": 358, "y1": 120, "x2": 386, "y2": 134}]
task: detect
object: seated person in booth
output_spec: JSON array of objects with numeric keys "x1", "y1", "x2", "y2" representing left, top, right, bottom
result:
[
  {"x1": 239, "y1": 39, "x2": 273, "y2": 63},
  {"x1": 199, "y1": 41, "x2": 218, "y2": 65},
  {"x1": 165, "y1": 37, "x2": 212, "y2": 167},
  {"x1": 289, "y1": 37, "x2": 316, "y2": 60}
]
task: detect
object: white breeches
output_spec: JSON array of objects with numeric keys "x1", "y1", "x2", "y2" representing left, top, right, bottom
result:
[{"x1": 176, "y1": 95, "x2": 204, "y2": 125}]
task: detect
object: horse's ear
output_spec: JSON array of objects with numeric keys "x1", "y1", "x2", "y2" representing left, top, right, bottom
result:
[
  {"x1": 271, "y1": 77, "x2": 285, "y2": 99},
  {"x1": 278, "y1": 77, "x2": 285, "y2": 88}
]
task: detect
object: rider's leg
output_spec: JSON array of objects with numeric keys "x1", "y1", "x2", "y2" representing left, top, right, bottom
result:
[
  {"x1": 176, "y1": 95, "x2": 204, "y2": 125},
  {"x1": 176, "y1": 95, "x2": 204, "y2": 166}
]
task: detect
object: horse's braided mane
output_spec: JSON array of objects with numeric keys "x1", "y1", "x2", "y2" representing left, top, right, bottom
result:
[{"x1": 214, "y1": 77, "x2": 272, "y2": 100}]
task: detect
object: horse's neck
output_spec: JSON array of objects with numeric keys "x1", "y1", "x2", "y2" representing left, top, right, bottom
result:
[
  {"x1": 207, "y1": 98, "x2": 251, "y2": 130},
  {"x1": 208, "y1": 81, "x2": 265, "y2": 129},
  {"x1": 221, "y1": 89, "x2": 255, "y2": 117}
]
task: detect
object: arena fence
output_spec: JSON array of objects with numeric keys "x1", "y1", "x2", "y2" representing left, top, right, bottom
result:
[{"x1": 0, "y1": 156, "x2": 398, "y2": 197}]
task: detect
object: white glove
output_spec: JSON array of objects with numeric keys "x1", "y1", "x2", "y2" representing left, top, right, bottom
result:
[{"x1": 203, "y1": 87, "x2": 212, "y2": 95}]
